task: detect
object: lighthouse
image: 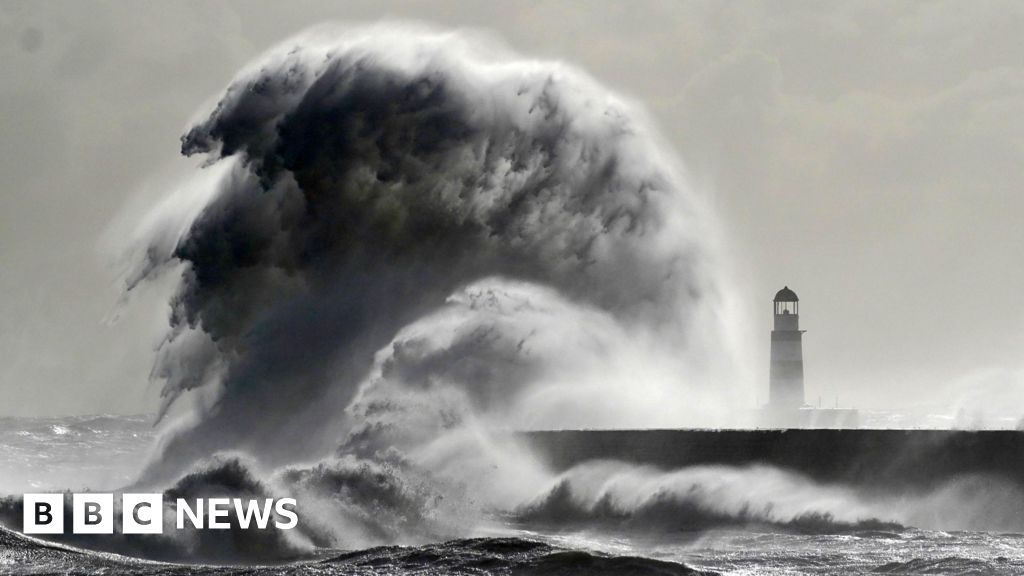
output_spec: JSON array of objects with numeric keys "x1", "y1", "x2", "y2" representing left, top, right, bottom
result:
[{"x1": 769, "y1": 286, "x2": 805, "y2": 409}]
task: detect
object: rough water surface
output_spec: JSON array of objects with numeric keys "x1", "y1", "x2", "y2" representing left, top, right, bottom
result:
[{"x1": 3, "y1": 416, "x2": 1024, "y2": 575}]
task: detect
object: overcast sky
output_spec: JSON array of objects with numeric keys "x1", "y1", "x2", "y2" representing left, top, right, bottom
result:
[{"x1": 1, "y1": 1, "x2": 1021, "y2": 417}]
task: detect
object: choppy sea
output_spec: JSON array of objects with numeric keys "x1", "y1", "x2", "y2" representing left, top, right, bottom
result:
[{"x1": 1, "y1": 415, "x2": 1022, "y2": 575}]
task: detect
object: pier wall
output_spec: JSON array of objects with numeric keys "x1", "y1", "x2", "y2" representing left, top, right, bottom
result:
[{"x1": 523, "y1": 429, "x2": 1024, "y2": 491}]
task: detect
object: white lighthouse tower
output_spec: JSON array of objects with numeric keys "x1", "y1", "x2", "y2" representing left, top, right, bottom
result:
[
  {"x1": 769, "y1": 286, "x2": 805, "y2": 410},
  {"x1": 760, "y1": 286, "x2": 860, "y2": 428}
]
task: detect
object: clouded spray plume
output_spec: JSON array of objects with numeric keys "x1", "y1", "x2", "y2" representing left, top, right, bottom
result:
[{"x1": 126, "y1": 25, "x2": 739, "y2": 482}]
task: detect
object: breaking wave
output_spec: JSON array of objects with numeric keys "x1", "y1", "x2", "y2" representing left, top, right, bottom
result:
[
  {"x1": 125, "y1": 23, "x2": 736, "y2": 484},
  {"x1": 105, "y1": 21, "x2": 750, "y2": 555},
  {"x1": 516, "y1": 462, "x2": 903, "y2": 534}
]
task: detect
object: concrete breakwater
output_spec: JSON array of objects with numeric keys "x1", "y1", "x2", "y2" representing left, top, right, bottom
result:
[{"x1": 523, "y1": 429, "x2": 1024, "y2": 491}]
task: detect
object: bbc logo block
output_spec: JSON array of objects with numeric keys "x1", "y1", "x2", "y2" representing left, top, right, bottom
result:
[
  {"x1": 24, "y1": 493, "x2": 165, "y2": 535},
  {"x1": 72, "y1": 493, "x2": 114, "y2": 534},
  {"x1": 122, "y1": 493, "x2": 163, "y2": 534},
  {"x1": 23, "y1": 494, "x2": 64, "y2": 534}
]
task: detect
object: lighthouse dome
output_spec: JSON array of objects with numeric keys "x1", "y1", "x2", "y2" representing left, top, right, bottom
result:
[{"x1": 773, "y1": 286, "x2": 799, "y2": 302}]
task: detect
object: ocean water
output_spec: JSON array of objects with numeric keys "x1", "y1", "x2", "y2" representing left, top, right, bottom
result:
[
  {"x1": 2, "y1": 415, "x2": 1023, "y2": 575},
  {"x1": 0, "y1": 414, "x2": 154, "y2": 494}
]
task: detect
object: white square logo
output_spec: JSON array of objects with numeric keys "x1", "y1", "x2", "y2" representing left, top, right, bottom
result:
[
  {"x1": 122, "y1": 493, "x2": 164, "y2": 534},
  {"x1": 72, "y1": 493, "x2": 114, "y2": 534},
  {"x1": 23, "y1": 494, "x2": 64, "y2": 534}
]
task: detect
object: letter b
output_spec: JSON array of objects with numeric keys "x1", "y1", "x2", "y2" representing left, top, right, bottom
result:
[
  {"x1": 73, "y1": 494, "x2": 113, "y2": 534},
  {"x1": 37, "y1": 503, "x2": 52, "y2": 525},
  {"x1": 23, "y1": 494, "x2": 63, "y2": 534},
  {"x1": 85, "y1": 502, "x2": 102, "y2": 525}
]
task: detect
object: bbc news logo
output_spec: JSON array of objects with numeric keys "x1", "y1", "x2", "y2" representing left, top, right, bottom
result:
[{"x1": 23, "y1": 494, "x2": 298, "y2": 534}]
